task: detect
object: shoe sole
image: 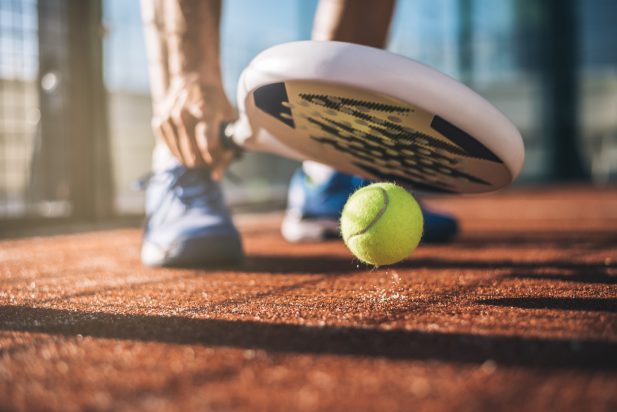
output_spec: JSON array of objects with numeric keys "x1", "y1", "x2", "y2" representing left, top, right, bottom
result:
[{"x1": 141, "y1": 234, "x2": 244, "y2": 268}]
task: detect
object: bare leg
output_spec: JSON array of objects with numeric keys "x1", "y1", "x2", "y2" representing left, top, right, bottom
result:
[
  {"x1": 312, "y1": 0, "x2": 396, "y2": 48},
  {"x1": 141, "y1": 0, "x2": 177, "y2": 171},
  {"x1": 141, "y1": 0, "x2": 171, "y2": 114}
]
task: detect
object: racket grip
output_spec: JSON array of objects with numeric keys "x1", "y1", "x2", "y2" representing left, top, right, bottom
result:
[{"x1": 220, "y1": 122, "x2": 243, "y2": 159}]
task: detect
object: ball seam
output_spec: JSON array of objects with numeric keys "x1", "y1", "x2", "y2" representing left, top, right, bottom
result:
[{"x1": 347, "y1": 187, "x2": 389, "y2": 241}]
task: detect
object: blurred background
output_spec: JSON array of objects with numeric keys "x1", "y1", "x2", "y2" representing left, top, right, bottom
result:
[{"x1": 0, "y1": 0, "x2": 615, "y2": 232}]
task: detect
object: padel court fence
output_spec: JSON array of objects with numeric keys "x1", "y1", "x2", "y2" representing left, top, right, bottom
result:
[{"x1": 0, "y1": 0, "x2": 616, "y2": 233}]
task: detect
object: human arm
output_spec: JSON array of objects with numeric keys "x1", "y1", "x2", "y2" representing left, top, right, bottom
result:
[{"x1": 141, "y1": 0, "x2": 235, "y2": 179}]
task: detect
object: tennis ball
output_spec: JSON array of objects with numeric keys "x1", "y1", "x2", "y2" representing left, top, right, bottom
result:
[{"x1": 340, "y1": 182, "x2": 423, "y2": 266}]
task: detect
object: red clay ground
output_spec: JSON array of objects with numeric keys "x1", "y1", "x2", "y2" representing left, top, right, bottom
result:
[{"x1": 1, "y1": 186, "x2": 616, "y2": 411}]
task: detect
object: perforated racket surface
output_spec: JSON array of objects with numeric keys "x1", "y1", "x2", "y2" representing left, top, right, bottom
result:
[{"x1": 227, "y1": 41, "x2": 524, "y2": 194}]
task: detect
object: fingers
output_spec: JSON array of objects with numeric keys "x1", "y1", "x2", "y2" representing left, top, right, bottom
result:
[
  {"x1": 195, "y1": 111, "x2": 242, "y2": 181},
  {"x1": 172, "y1": 92, "x2": 206, "y2": 168},
  {"x1": 150, "y1": 78, "x2": 237, "y2": 175},
  {"x1": 195, "y1": 115, "x2": 234, "y2": 180},
  {"x1": 154, "y1": 110, "x2": 229, "y2": 171},
  {"x1": 194, "y1": 120, "x2": 211, "y2": 164},
  {"x1": 153, "y1": 117, "x2": 182, "y2": 162},
  {"x1": 211, "y1": 148, "x2": 237, "y2": 181},
  {"x1": 153, "y1": 91, "x2": 203, "y2": 168},
  {"x1": 204, "y1": 115, "x2": 224, "y2": 173},
  {"x1": 152, "y1": 87, "x2": 185, "y2": 164}
]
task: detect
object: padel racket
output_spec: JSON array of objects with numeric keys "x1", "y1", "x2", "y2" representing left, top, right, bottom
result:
[{"x1": 222, "y1": 41, "x2": 524, "y2": 193}]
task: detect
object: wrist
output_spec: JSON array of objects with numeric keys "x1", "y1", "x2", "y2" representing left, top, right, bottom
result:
[{"x1": 167, "y1": 73, "x2": 225, "y2": 94}]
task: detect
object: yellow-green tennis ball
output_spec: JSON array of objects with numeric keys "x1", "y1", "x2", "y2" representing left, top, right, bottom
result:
[{"x1": 340, "y1": 182, "x2": 423, "y2": 266}]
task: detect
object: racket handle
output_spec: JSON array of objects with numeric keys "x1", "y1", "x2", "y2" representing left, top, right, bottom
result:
[{"x1": 220, "y1": 122, "x2": 243, "y2": 159}]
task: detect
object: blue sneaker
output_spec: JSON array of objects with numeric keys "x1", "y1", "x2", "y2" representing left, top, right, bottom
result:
[
  {"x1": 281, "y1": 168, "x2": 458, "y2": 243},
  {"x1": 140, "y1": 165, "x2": 243, "y2": 267}
]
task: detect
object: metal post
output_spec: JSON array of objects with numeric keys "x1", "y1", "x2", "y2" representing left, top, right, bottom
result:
[
  {"x1": 458, "y1": 0, "x2": 474, "y2": 85},
  {"x1": 65, "y1": 0, "x2": 113, "y2": 220},
  {"x1": 542, "y1": 0, "x2": 587, "y2": 180}
]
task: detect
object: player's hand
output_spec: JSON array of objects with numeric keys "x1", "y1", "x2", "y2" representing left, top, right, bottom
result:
[{"x1": 152, "y1": 75, "x2": 236, "y2": 180}]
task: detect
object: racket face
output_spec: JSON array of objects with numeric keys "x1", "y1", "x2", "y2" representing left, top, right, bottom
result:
[{"x1": 246, "y1": 80, "x2": 512, "y2": 193}]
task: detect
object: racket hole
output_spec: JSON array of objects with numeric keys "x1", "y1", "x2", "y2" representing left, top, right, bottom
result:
[{"x1": 388, "y1": 116, "x2": 401, "y2": 123}]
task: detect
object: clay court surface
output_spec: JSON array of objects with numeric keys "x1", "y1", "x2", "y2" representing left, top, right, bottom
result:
[{"x1": 0, "y1": 186, "x2": 616, "y2": 411}]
